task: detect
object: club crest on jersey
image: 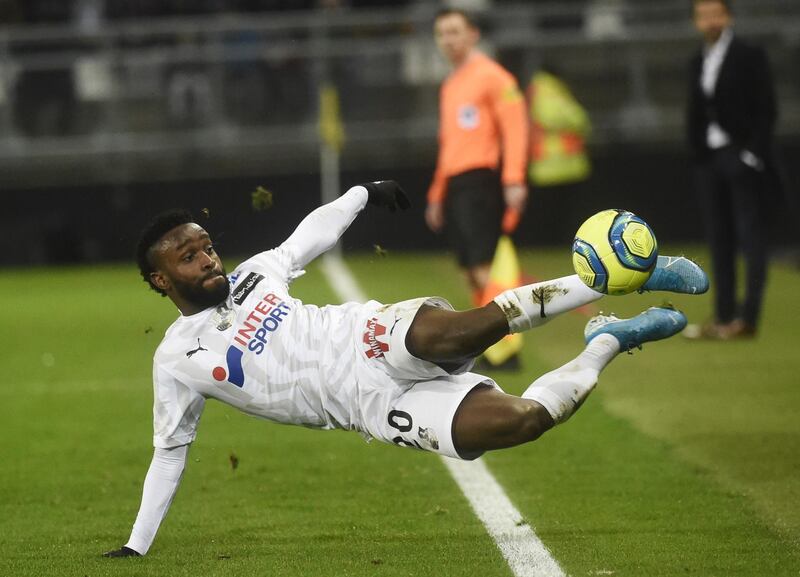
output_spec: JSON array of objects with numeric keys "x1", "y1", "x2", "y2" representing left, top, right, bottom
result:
[
  {"x1": 212, "y1": 303, "x2": 235, "y2": 331},
  {"x1": 212, "y1": 291, "x2": 292, "y2": 387},
  {"x1": 363, "y1": 317, "x2": 389, "y2": 359},
  {"x1": 457, "y1": 104, "x2": 479, "y2": 130}
]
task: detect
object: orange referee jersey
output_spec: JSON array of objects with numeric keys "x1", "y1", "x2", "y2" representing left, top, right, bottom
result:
[{"x1": 428, "y1": 52, "x2": 528, "y2": 204}]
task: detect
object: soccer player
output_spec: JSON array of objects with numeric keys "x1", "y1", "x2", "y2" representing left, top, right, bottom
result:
[{"x1": 104, "y1": 181, "x2": 707, "y2": 557}]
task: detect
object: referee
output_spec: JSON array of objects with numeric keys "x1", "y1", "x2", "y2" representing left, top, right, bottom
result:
[{"x1": 425, "y1": 8, "x2": 528, "y2": 307}]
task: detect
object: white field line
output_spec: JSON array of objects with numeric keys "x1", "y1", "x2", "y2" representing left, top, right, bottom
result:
[
  {"x1": 319, "y1": 252, "x2": 369, "y2": 303},
  {"x1": 441, "y1": 458, "x2": 566, "y2": 577},
  {"x1": 320, "y1": 252, "x2": 567, "y2": 577}
]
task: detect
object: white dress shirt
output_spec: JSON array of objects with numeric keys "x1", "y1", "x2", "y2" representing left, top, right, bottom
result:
[{"x1": 701, "y1": 27, "x2": 733, "y2": 149}]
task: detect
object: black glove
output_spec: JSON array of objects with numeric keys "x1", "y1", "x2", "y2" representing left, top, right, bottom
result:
[
  {"x1": 360, "y1": 181, "x2": 411, "y2": 212},
  {"x1": 103, "y1": 546, "x2": 142, "y2": 558}
]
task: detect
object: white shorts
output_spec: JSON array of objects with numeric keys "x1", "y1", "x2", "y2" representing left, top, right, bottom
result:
[{"x1": 356, "y1": 297, "x2": 501, "y2": 460}]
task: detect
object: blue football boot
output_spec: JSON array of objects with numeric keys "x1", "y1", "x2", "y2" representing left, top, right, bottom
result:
[
  {"x1": 640, "y1": 255, "x2": 709, "y2": 295},
  {"x1": 585, "y1": 306, "x2": 688, "y2": 352}
]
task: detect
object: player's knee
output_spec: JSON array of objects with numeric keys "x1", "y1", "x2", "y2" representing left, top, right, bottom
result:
[{"x1": 506, "y1": 400, "x2": 552, "y2": 443}]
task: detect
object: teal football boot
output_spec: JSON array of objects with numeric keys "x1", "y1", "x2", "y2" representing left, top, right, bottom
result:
[
  {"x1": 585, "y1": 306, "x2": 688, "y2": 352},
  {"x1": 640, "y1": 255, "x2": 709, "y2": 295}
]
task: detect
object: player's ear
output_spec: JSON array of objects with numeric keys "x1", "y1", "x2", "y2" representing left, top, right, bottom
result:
[{"x1": 150, "y1": 271, "x2": 170, "y2": 292}]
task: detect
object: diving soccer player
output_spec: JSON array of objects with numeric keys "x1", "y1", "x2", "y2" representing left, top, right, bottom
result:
[{"x1": 104, "y1": 181, "x2": 707, "y2": 556}]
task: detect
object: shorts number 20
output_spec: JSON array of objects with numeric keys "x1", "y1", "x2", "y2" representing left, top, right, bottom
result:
[{"x1": 387, "y1": 409, "x2": 422, "y2": 449}]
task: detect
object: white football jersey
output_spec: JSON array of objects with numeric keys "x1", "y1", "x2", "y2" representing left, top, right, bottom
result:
[{"x1": 152, "y1": 248, "x2": 381, "y2": 449}]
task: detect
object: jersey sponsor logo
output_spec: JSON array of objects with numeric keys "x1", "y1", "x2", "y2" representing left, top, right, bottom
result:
[
  {"x1": 215, "y1": 346, "x2": 245, "y2": 386},
  {"x1": 457, "y1": 104, "x2": 479, "y2": 130},
  {"x1": 231, "y1": 272, "x2": 265, "y2": 305},
  {"x1": 363, "y1": 317, "x2": 389, "y2": 359},
  {"x1": 233, "y1": 293, "x2": 291, "y2": 355},
  {"x1": 213, "y1": 292, "x2": 292, "y2": 387}
]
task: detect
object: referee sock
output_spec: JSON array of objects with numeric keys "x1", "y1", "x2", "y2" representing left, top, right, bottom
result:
[
  {"x1": 493, "y1": 275, "x2": 603, "y2": 334},
  {"x1": 522, "y1": 334, "x2": 619, "y2": 424}
]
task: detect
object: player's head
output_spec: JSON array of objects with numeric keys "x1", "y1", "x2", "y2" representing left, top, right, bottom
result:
[
  {"x1": 136, "y1": 210, "x2": 229, "y2": 315},
  {"x1": 434, "y1": 8, "x2": 480, "y2": 66},
  {"x1": 693, "y1": 0, "x2": 732, "y2": 44}
]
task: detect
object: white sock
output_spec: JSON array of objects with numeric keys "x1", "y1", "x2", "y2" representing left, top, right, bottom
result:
[
  {"x1": 522, "y1": 334, "x2": 620, "y2": 424},
  {"x1": 494, "y1": 275, "x2": 603, "y2": 334}
]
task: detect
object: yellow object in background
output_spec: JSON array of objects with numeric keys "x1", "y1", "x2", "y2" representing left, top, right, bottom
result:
[
  {"x1": 481, "y1": 234, "x2": 524, "y2": 366},
  {"x1": 318, "y1": 83, "x2": 346, "y2": 153},
  {"x1": 527, "y1": 70, "x2": 591, "y2": 187}
]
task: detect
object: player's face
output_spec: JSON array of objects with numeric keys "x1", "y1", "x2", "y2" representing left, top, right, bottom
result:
[
  {"x1": 434, "y1": 13, "x2": 479, "y2": 66},
  {"x1": 151, "y1": 223, "x2": 229, "y2": 314},
  {"x1": 694, "y1": 1, "x2": 731, "y2": 44}
]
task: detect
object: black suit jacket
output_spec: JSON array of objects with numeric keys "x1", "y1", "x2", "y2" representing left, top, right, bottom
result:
[{"x1": 687, "y1": 35, "x2": 777, "y2": 164}]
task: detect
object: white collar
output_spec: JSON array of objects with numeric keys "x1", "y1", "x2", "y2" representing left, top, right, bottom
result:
[{"x1": 704, "y1": 27, "x2": 733, "y2": 57}]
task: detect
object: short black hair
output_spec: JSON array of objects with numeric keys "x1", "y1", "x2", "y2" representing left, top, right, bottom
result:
[
  {"x1": 434, "y1": 7, "x2": 479, "y2": 30},
  {"x1": 693, "y1": 0, "x2": 732, "y2": 12},
  {"x1": 136, "y1": 209, "x2": 195, "y2": 296}
]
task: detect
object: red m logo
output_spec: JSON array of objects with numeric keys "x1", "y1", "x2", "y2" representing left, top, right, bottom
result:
[{"x1": 363, "y1": 318, "x2": 389, "y2": 359}]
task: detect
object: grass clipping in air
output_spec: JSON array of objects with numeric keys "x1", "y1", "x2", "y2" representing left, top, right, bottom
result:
[{"x1": 252, "y1": 186, "x2": 274, "y2": 211}]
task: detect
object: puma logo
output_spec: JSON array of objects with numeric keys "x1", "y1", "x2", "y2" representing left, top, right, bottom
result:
[{"x1": 186, "y1": 338, "x2": 208, "y2": 358}]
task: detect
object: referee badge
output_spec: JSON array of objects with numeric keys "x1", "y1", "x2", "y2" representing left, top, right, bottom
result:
[{"x1": 457, "y1": 104, "x2": 479, "y2": 130}]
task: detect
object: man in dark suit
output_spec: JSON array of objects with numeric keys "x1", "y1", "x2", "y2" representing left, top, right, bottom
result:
[{"x1": 685, "y1": 0, "x2": 777, "y2": 340}]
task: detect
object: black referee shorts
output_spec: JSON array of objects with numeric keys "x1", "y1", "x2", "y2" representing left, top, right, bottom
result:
[{"x1": 444, "y1": 168, "x2": 504, "y2": 268}]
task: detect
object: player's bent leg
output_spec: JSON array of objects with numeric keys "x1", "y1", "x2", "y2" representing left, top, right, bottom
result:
[
  {"x1": 452, "y1": 334, "x2": 619, "y2": 455},
  {"x1": 493, "y1": 257, "x2": 707, "y2": 335},
  {"x1": 521, "y1": 334, "x2": 619, "y2": 424},
  {"x1": 524, "y1": 306, "x2": 686, "y2": 423},
  {"x1": 407, "y1": 274, "x2": 609, "y2": 365},
  {"x1": 448, "y1": 306, "x2": 689, "y2": 456},
  {"x1": 452, "y1": 385, "x2": 556, "y2": 455}
]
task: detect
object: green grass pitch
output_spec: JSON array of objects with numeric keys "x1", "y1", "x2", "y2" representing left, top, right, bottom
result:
[{"x1": 0, "y1": 248, "x2": 798, "y2": 576}]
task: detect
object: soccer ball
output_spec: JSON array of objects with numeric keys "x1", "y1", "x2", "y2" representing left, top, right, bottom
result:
[{"x1": 572, "y1": 209, "x2": 658, "y2": 295}]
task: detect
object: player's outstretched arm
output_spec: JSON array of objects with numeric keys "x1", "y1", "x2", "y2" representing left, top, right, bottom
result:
[
  {"x1": 281, "y1": 181, "x2": 409, "y2": 269},
  {"x1": 103, "y1": 444, "x2": 189, "y2": 558}
]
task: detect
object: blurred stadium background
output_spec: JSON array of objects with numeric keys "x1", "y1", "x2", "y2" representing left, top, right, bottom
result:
[
  {"x1": 3, "y1": 3, "x2": 800, "y2": 575},
  {"x1": 1, "y1": 0, "x2": 798, "y2": 265}
]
